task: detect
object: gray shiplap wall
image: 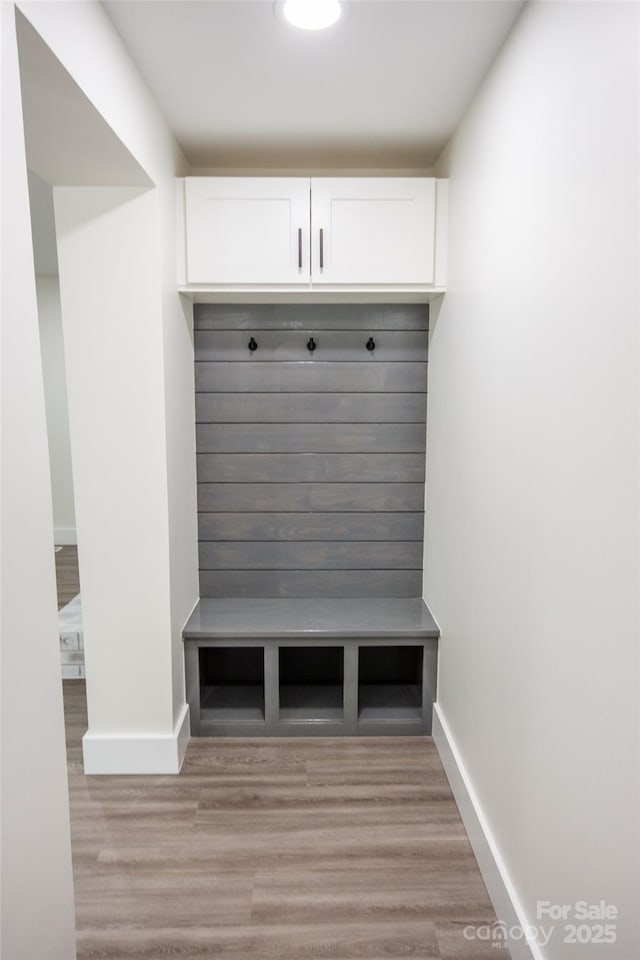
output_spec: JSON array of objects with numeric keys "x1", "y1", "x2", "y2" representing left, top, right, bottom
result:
[{"x1": 194, "y1": 304, "x2": 428, "y2": 598}]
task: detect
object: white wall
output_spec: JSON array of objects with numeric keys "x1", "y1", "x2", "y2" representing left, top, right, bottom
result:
[
  {"x1": 425, "y1": 3, "x2": 638, "y2": 959},
  {"x1": 17, "y1": 0, "x2": 185, "y2": 183},
  {"x1": 37, "y1": 274, "x2": 76, "y2": 544},
  {"x1": 28, "y1": 169, "x2": 59, "y2": 275},
  {"x1": 0, "y1": 3, "x2": 76, "y2": 956},
  {"x1": 18, "y1": 0, "x2": 199, "y2": 771},
  {"x1": 54, "y1": 186, "x2": 176, "y2": 737},
  {"x1": 28, "y1": 170, "x2": 76, "y2": 543}
]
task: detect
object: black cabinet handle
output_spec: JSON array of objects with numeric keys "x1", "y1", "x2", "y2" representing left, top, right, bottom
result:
[
  {"x1": 298, "y1": 228, "x2": 302, "y2": 270},
  {"x1": 366, "y1": 337, "x2": 376, "y2": 352},
  {"x1": 307, "y1": 337, "x2": 317, "y2": 353},
  {"x1": 319, "y1": 229, "x2": 324, "y2": 270},
  {"x1": 248, "y1": 337, "x2": 258, "y2": 352}
]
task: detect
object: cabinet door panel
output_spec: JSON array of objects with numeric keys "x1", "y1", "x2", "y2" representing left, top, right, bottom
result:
[
  {"x1": 311, "y1": 178, "x2": 435, "y2": 284},
  {"x1": 185, "y1": 178, "x2": 310, "y2": 284}
]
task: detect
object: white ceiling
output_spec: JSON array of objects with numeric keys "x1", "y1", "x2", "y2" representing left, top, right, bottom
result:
[{"x1": 103, "y1": 0, "x2": 525, "y2": 171}]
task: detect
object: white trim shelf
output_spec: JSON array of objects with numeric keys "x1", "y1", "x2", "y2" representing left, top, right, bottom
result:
[{"x1": 179, "y1": 286, "x2": 446, "y2": 305}]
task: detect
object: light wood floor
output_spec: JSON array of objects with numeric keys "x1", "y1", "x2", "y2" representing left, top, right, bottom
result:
[
  {"x1": 63, "y1": 681, "x2": 508, "y2": 959},
  {"x1": 55, "y1": 545, "x2": 80, "y2": 609}
]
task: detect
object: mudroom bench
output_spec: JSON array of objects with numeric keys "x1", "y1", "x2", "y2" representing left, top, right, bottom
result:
[{"x1": 183, "y1": 598, "x2": 439, "y2": 737}]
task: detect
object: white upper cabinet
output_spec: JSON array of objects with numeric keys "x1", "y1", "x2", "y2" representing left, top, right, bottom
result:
[
  {"x1": 185, "y1": 178, "x2": 310, "y2": 285},
  {"x1": 310, "y1": 178, "x2": 436, "y2": 285},
  {"x1": 181, "y1": 176, "x2": 446, "y2": 290}
]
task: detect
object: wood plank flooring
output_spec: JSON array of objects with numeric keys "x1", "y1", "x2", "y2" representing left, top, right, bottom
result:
[
  {"x1": 55, "y1": 545, "x2": 80, "y2": 609},
  {"x1": 63, "y1": 682, "x2": 509, "y2": 959}
]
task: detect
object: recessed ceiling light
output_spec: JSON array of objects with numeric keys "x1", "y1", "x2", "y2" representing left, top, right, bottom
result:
[{"x1": 282, "y1": 0, "x2": 342, "y2": 31}]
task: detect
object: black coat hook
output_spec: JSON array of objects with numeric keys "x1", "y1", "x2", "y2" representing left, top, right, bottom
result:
[
  {"x1": 307, "y1": 337, "x2": 317, "y2": 353},
  {"x1": 366, "y1": 337, "x2": 376, "y2": 352},
  {"x1": 248, "y1": 337, "x2": 258, "y2": 352}
]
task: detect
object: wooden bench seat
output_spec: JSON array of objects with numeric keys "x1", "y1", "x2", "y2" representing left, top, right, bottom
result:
[{"x1": 183, "y1": 598, "x2": 439, "y2": 737}]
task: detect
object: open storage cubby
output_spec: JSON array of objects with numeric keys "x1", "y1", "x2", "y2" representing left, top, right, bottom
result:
[
  {"x1": 358, "y1": 645, "x2": 423, "y2": 721},
  {"x1": 199, "y1": 646, "x2": 265, "y2": 722},
  {"x1": 279, "y1": 646, "x2": 344, "y2": 722}
]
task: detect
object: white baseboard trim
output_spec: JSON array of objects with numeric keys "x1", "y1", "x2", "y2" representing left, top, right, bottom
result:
[
  {"x1": 432, "y1": 704, "x2": 541, "y2": 960},
  {"x1": 82, "y1": 703, "x2": 190, "y2": 775},
  {"x1": 54, "y1": 527, "x2": 77, "y2": 545}
]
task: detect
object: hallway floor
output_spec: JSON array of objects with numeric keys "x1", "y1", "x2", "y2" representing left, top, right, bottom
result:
[
  {"x1": 63, "y1": 681, "x2": 507, "y2": 959},
  {"x1": 55, "y1": 544, "x2": 80, "y2": 609},
  {"x1": 57, "y1": 541, "x2": 507, "y2": 959}
]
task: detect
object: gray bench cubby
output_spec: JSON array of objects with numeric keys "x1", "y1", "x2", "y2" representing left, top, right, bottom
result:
[
  {"x1": 358, "y1": 645, "x2": 424, "y2": 721},
  {"x1": 198, "y1": 646, "x2": 265, "y2": 723},
  {"x1": 279, "y1": 645, "x2": 344, "y2": 722},
  {"x1": 184, "y1": 598, "x2": 439, "y2": 737}
]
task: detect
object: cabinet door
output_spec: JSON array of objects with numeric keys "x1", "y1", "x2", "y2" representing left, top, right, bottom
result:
[
  {"x1": 310, "y1": 178, "x2": 436, "y2": 285},
  {"x1": 185, "y1": 178, "x2": 310, "y2": 284}
]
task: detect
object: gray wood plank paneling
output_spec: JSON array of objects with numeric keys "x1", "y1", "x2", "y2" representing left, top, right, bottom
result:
[
  {"x1": 199, "y1": 569, "x2": 423, "y2": 598},
  {"x1": 198, "y1": 512, "x2": 424, "y2": 542},
  {"x1": 195, "y1": 330, "x2": 428, "y2": 362},
  {"x1": 194, "y1": 304, "x2": 428, "y2": 600},
  {"x1": 197, "y1": 483, "x2": 425, "y2": 513},
  {"x1": 197, "y1": 453, "x2": 425, "y2": 483},
  {"x1": 196, "y1": 393, "x2": 426, "y2": 423},
  {"x1": 195, "y1": 362, "x2": 427, "y2": 394},
  {"x1": 199, "y1": 541, "x2": 423, "y2": 570},
  {"x1": 196, "y1": 423, "x2": 426, "y2": 454},
  {"x1": 194, "y1": 303, "x2": 429, "y2": 331}
]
